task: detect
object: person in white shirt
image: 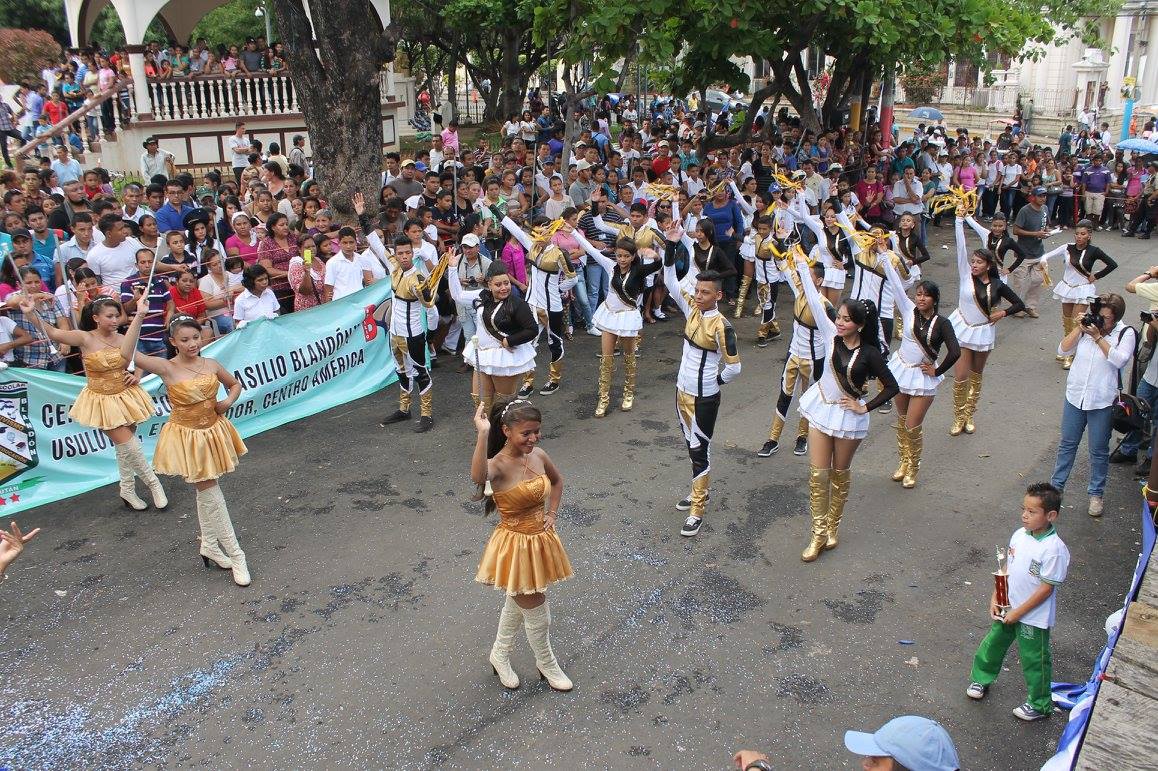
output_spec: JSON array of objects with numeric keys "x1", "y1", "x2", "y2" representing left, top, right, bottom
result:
[
  {"x1": 233, "y1": 264, "x2": 280, "y2": 326},
  {"x1": 323, "y1": 227, "x2": 371, "y2": 302},
  {"x1": 1050, "y1": 293, "x2": 1135, "y2": 516},
  {"x1": 140, "y1": 136, "x2": 176, "y2": 181},
  {"x1": 227, "y1": 122, "x2": 253, "y2": 184},
  {"x1": 891, "y1": 166, "x2": 925, "y2": 219},
  {"x1": 86, "y1": 215, "x2": 144, "y2": 291}
]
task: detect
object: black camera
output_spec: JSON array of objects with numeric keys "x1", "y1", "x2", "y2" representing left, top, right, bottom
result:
[
  {"x1": 1143, "y1": 310, "x2": 1155, "y2": 323},
  {"x1": 1081, "y1": 298, "x2": 1104, "y2": 329}
]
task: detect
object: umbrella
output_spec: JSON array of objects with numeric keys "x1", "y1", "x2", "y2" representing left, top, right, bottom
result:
[
  {"x1": 909, "y1": 107, "x2": 944, "y2": 121},
  {"x1": 1117, "y1": 137, "x2": 1158, "y2": 154}
]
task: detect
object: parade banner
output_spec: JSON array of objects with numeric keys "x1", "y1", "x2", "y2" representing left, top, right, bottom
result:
[{"x1": 0, "y1": 283, "x2": 398, "y2": 516}]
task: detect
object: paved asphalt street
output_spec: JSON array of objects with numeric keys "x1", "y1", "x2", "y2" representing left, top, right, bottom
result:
[{"x1": 1, "y1": 224, "x2": 1152, "y2": 770}]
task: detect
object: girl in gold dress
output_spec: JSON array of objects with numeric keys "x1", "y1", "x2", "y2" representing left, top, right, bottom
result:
[
  {"x1": 134, "y1": 316, "x2": 250, "y2": 586},
  {"x1": 471, "y1": 396, "x2": 573, "y2": 692},
  {"x1": 23, "y1": 295, "x2": 167, "y2": 511}
]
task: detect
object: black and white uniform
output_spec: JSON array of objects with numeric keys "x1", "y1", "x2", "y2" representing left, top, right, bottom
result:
[
  {"x1": 796, "y1": 258, "x2": 900, "y2": 439},
  {"x1": 881, "y1": 256, "x2": 961, "y2": 396},
  {"x1": 662, "y1": 245, "x2": 741, "y2": 519},
  {"x1": 950, "y1": 217, "x2": 1026, "y2": 352},
  {"x1": 449, "y1": 267, "x2": 539, "y2": 376},
  {"x1": 575, "y1": 231, "x2": 662, "y2": 337},
  {"x1": 799, "y1": 211, "x2": 852, "y2": 291},
  {"x1": 963, "y1": 216, "x2": 1026, "y2": 284},
  {"x1": 889, "y1": 230, "x2": 931, "y2": 288},
  {"x1": 1043, "y1": 241, "x2": 1118, "y2": 304}
]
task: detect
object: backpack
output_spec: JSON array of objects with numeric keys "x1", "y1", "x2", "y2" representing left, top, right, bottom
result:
[{"x1": 1112, "y1": 325, "x2": 1150, "y2": 434}]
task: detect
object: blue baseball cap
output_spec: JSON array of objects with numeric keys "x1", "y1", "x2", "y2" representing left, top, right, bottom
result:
[{"x1": 844, "y1": 716, "x2": 959, "y2": 771}]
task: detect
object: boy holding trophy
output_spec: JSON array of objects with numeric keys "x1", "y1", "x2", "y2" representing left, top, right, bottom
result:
[{"x1": 966, "y1": 482, "x2": 1070, "y2": 721}]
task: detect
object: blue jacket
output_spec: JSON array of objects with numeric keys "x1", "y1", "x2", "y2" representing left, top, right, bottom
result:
[{"x1": 702, "y1": 199, "x2": 744, "y2": 245}]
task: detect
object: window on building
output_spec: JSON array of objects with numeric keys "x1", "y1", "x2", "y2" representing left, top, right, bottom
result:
[{"x1": 807, "y1": 45, "x2": 823, "y2": 79}]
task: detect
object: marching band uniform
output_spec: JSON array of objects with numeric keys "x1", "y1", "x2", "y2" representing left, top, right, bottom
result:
[
  {"x1": 661, "y1": 240, "x2": 741, "y2": 537},
  {"x1": 1041, "y1": 237, "x2": 1117, "y2": 368},
  {"x1": 795, "y1": 256, "x2": 899, "y2": 561},
  {"x1": 880, "y1": 256, "x2": 960, "y2": 488},
  {"x1": 950, "y1": 217, "x2": 1025, "y2": 435},
  {"x1": 152, "y1": 371, "x2": 250, "y2": 584},
  {"x1": 760, "y1": 250, "x2": 835, "y2": 458},
  {"x1": 740, "y1": 227, "x2": 794, "y2": 346},
  {"x1": 71, "y1": 347, "x2": 167, "y2": 511},
  {"x1": 963, "y1": 215, "x2": 1027, "y2": 282},
  {"x1": 799, "y1": 209, "x2": 853, "y2": 294},
  {"x1": 503, "y1": 217, "x2": 579, "y2": 396},
  {"x1": 364, "y1": 222, "x2": 439, "y2": 431},
  {"x1": 574, "y1": 231, "x2": 662, "y2": 416},
  {"x1": 448, "y1": 265, "x2": 539, "y2": 412}
]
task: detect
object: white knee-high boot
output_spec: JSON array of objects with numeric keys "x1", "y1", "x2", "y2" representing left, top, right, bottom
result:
[
  {"x1": 122, "y1": 438, "x2": 168, "y2": 510},
  {"x1": 196, "y1": 487, "x2": 232, "y2": 570},
  {"x1": 489, "y1": 596, "x2": 523, "y2": 689},
  {"x1": 114, "y1": 442, "x2": 147, "y2": 510},
  {"x1": 521, "y1": 601, "x2": 572, "y2": 692},
  {"x1": 205, "y1": 485, "x2": 250, "y2": 586}
]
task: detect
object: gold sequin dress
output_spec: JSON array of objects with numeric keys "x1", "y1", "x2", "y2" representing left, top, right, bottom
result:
[
  {"x1": 475, "y1": 474, "x2": 572, "y2": 596},
  {"x1": 153, "y1": 374, "x2": 247, "y2": 483},
  {"x1": 69, "y1": 348, "x2": 157, "y2": 430}
]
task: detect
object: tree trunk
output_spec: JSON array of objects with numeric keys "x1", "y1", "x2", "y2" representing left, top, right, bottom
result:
[
  {"x1": 271, "y1": 0, "x2": 391, "y2": 220},
  {"x1": 445, "y1": 49, "x2": 460, "y2": 123},
  {"x1": 858, "y1": 69, "x2": 874, "y2": 135}
]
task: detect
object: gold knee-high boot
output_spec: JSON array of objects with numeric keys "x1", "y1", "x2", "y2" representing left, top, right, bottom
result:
[
  {"x1": 1057, "y1": 314, "x2": 1072, "y2": 363},
  {"x1": 594, "y1": 355, "x2": 614, "y2": 417},
  {"x1": 802, "y1": 466, "x2": 830, "y2": 562},
  {"x1": 620, "y1": 351, "x2": 637, "y2": 411},
  {"x1": 891, "y1": 412, "x2": 910, "y2": 481},
  {"x1": 824, "y1": 468, "x2": 851, "y2": 550},
  {"x1": 949, "y1": 379, "x2": 969, "y2": 436},
  {"x1": 734, "y1": 275, "x2": 753, "y2": 319},
  {"x1": 902, "y1": 425, "x2": 922, "y2": 488},
  {"x1": 964, "y1": 372, "x2": 983, "y2": 434}
]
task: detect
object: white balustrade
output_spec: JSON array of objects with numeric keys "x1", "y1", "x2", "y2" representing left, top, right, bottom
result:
[{"x1": 135, "y1": 75, "x2": 391, "y2": 122}]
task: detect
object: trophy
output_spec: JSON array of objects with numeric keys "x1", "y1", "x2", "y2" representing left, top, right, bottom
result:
[{"x1": 993, "y1": 546, "x2": 1011, "y2": 620}]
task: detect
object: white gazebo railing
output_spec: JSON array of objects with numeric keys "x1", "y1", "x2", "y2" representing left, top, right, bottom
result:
[{"x1": 144, "y1": 72, "x2": 401, "y2": 122}]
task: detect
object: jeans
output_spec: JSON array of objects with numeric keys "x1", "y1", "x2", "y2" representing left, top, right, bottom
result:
[
  {"x1": 1051, "y1": 399, "x2": 1112, "y2": 498},
  {"x1": 722, "y1": 240, "x2": 741, "y2": 298},
  {"x1": 569, "y1": 270, "x2": 594, "y2": 329},
  {"x1": 1120, "y1": 379, "x2": 1158, "y2": 458},
  {"x1": 1045, "y1": 194, "x2": 1058, "y2": 221},
  {"x1": 210, "y1": 315, "x2": 235, "y2": 335},
  {"x1": 585, "y1": 261, "x2": 607, "y2": 307},
  {"x1": 1001, "y1": 188, "x2": 1017, "y2": 218}
]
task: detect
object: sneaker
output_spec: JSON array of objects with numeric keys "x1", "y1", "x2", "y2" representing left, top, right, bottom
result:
[
  {"x1": 757, "y1": 440, "x2": 779, "y2": 457},
  {"x1": 653, "y1": 308, "x2": 667, "y2": 320},
  {"x1": 1013, "y1": 702, "x2": 1050, "y2": 721},
  {"x1": 1140, "y1": 232, "x2": 1151, "y2": 240},
  {"x1": 614, "y1": 348, "x2": 623, "y2": 356},
  {"x1": 793, "y1": 436, "x2": 808, "y2": 456},
  {"x1": 1110, "y1": 449, "x2": 1137, "y2": 464},
  {"x1": 517, "y1": 383, "x2": 534, "y2": 398},
  {"x1": 756, "y1": 335, "x2": 769, "y2": 348},
  {"x1": 586, "y1": 326, "x2": 602, "y2": 337},
  {"x1": 1088, "y1": 496, "x2": 1103, "y2": 518},
  {"x1": 680, "y1": 515, "x2": 703, "y2": 537},
  {"x1": 767, "y1": 328, "x2": 782, "y2": 341},
  {"x1": 1122, "y1": 230, "x2": 1135, "y2": 238},
  {"x1": 413, "y1": 415, "x2": 434, "y2": 433},
  {"x1": 539, "y1": 380, "x2": 560, "y2": 395},
  {"x1": 878, "y1": 400, "x2": 893, "y2": 414},
  {"x1": 380, "y1": 409, "x2": 411, "y2": 426},
  {"x1": 675, "y1": 493, "x2": 709, "y2": 511},
  {"x1": 1026, "y1": 309, "x2": 1039, "y2": 318},
  {"x1": 965, "y1": 682, "x2": 988, "y2": 700}
]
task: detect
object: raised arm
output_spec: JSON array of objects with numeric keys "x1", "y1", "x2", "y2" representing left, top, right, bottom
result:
[
  {"x1": 119, "y1": 298, "x2": 148, "y2": 363},
  {"x1": 573, "y1": 230, "x2": 615, "y2": 274},
  {"x1": 881, "y1": 252, "x2": 914, "y2": 318},
  {"x1": 963, "y1": 214, "x2": 990, "y2": 245},
  {"x1": 795, "y1": 253, "x2": 835, "y2": 340},
  {"x1": 592, "y1": 212, "x2": 623, "y2": 238},
  {"x1": 445, "y1": 252, "x2": 483, "y2": 305},
  {"x1": 836, "y1": 212, "x2": 862, "y2": 256},
  {"x1": 20, "y1": 299, "x2": 87, "y2": 348},
  {"x1": 799, "y1": 208, "x2": 825, "y2": 242},
  {"x1": 953, "y1": 216, "x2": 971, "y2": 283},
  {"x1": 662, "y1": 240, "x2": 691, "y2": 318},
  {"x1": 498, "y1": 214, "x2": 534, "y2": 251},
  {"x1": 729, "y1": 181, "x2": 755, "y2": 215},
  {"x1": 1038, "y1": 243, "x2": 1067, "y2": 273}
]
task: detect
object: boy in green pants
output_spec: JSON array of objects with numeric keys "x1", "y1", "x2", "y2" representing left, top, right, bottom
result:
[{"x1": 967, "y1": 482, "x2": 1071, "y2": 721}]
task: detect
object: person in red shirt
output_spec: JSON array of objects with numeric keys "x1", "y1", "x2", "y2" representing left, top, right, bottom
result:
[
  {"x1": 166, "y1": 270, "x2": 210, "y2": 333},
  {"x1": 43, "y1": 90, "x2": 69, "y2": 126},
  {"x1": 652, "y1": 141, "x2": 673, "y2": 177}
]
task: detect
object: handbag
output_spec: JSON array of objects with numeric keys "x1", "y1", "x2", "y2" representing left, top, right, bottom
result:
[{"x1": 1112, "y1": 326, "x2": 1150, "y2": 434}]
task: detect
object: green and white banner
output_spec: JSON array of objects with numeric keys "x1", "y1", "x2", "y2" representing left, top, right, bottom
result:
[{"x1": 0, "y1": 283, "x2": 398, "y2": 516}]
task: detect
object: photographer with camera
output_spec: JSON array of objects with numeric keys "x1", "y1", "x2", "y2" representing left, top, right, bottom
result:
[
  {"x1": 1117, "y1": 268, "x2": 1158, "y2": 472},
  {"x1": 1050, "y1": 293, "x2": 1137, "y2": 517}
]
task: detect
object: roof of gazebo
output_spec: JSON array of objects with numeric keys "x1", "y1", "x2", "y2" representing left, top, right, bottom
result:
[{"x1": 65, "y1": 0, "x2": 391, "y2": 47}]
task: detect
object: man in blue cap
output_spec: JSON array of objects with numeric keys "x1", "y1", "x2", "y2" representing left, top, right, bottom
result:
[{"x1": 733, "y1": 715, "x2": 959, "y2": 771}]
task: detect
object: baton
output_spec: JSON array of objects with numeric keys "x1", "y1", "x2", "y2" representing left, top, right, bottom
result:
[
  {"x1": 126, "y1": 252, "x2": 162, "y2": 372},
  {"x1": 5, "y1": 251, "x2": 59, "y2": 358}
]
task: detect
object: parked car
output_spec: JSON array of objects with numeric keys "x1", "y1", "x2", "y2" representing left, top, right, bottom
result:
[{"x1": 701, "y1": 89, "x2": 748, "y2": 115}]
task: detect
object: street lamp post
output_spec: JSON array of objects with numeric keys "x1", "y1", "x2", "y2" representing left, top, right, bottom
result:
[{"x1": 255, "y1": 1, "x2": 273, "y2": 42}]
